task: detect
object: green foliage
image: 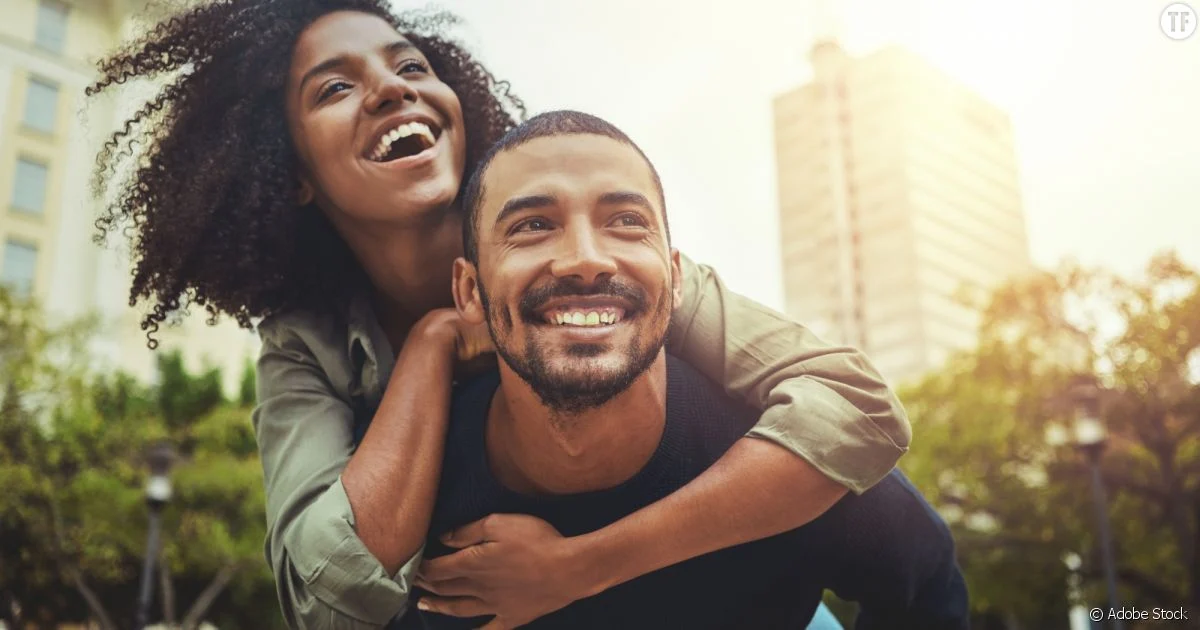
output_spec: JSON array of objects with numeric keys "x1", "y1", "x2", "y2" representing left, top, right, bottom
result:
[
  {"x1": 239, "y1": 360, "x2": 257, "y2": 408},
  {"x1": 898, "y1": 251, "x2": 1200, "y2": 625},
  {"x1": 156, "y1": 352, "x2": 224, "y2": 430},
  {"x1": 0, "y1": 287, "x2": 281, "y2": 629}
]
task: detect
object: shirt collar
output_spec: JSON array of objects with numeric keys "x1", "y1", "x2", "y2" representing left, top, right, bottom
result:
[{"x1": 345, "y1": 291, "x2": 395, "y2": 403}]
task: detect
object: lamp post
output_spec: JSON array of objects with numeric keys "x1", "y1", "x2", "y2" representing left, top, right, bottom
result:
[
  {"x1": 134, "y1": 441, "x2": 175, "y2": 630},
  {"x1": 1063, "y1": 553, "x2": 1094, "y2": 630},
  {"x1": 1067, "y1": 377, "x2": 1122, "y2": 630}
]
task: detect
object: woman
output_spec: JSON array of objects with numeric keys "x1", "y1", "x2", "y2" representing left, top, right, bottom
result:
[{"x1": 89, "y1": 1, "x2": 907, "y2": 628}]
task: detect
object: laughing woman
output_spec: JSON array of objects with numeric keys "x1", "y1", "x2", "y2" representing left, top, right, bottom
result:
[{"x1": 89, "y1": 1, "x2": 908, "y2": 628}]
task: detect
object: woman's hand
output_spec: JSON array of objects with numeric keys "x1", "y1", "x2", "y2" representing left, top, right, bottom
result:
[
  {"x1": 409, "y1": 308, "x2": 496, "y2": 378},
  {"x1": 414, "y1": 514, "x2": 598, "y2": 629}
]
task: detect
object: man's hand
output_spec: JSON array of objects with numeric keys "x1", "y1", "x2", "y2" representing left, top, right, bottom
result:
[{"x1": 415, "y1": 514, "x2": 594, "y2": 629}]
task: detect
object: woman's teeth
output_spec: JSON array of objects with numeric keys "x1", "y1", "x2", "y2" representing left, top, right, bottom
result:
[
  {"x1": 370, "y1": 121, "x2": 437, "y2": 161},
  {"x1": 548, "y1": 311, "x2": 622, "y2": 326}
]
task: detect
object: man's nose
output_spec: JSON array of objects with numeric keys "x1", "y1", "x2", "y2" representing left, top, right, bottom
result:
[
  {"x1": 550, "y1": 224, "x2": 619, "y2": 285},
  {"x1": 362, "y1": 71, "x2": 418, "y2": 114}
]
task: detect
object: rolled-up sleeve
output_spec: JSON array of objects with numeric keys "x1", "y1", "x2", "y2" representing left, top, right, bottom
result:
[
  {"x1": 667, "y1": 252, "x2": 911, "y2": 494},
  {"x1": 253, "y1": 319, "x2": 420, "y2": 628}
]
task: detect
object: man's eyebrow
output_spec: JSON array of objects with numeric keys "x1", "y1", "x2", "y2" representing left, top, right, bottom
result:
[
  {"x1": 493, "y1": 194, "x2": 556, "y2": 228},
  {"x1": 598, "y1": 191, "x2": 655, "y2": 212},
  {"x1": 298, "y1": 39, "x2": 416, "y2": 94}
]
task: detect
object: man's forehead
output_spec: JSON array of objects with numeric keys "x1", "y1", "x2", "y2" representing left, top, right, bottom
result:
[{"x1": 481, "y1": 135, "x2": 658, "y2": 220}]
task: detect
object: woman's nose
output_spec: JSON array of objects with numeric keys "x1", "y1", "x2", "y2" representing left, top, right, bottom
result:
[{"x1": 363, "y1": 72, "x2": 418, "y2": 114}]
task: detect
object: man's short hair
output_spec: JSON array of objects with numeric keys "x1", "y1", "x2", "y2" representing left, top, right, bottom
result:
[{"x1": 460, "y1": 110, "x2": 668, "y2": 264}]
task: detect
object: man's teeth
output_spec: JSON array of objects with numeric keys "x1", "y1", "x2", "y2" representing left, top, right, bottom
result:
[
  {"x1": 551, "y1": 311, "x2": 620, "y2": 326},
  {"x1": 370, "y1": 121, "x2": 437, "y2": 161}
]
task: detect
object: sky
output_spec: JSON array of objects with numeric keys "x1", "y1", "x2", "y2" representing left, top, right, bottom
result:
[{"x1": 400, "y1": 0, "x2": 1200, "y2": 309}]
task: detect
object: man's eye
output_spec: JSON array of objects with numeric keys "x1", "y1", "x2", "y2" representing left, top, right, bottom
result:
[
  {"x1": 612, "y1": 213, "x2": 648, "y2": 228},
  {"x1": 512, "y1": 218, "x2": 553, "y2": 233},
  {"x1": 317, "y1": 81, "x2": 350, "y2": 102}
]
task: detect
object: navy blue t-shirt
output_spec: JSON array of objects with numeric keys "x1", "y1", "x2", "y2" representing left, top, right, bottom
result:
[{"x1": 399, "y1": 356, "x2": 968, "y2": 629}]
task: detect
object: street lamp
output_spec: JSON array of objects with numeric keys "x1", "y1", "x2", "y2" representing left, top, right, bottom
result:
[
  {"x1": 134, "y1": 441, "x2": 175, "y2": 630},
  {"x1": 1063, "y1": 553, "x2": 1094, "y2": 630},
  {"x1": 1067, "y1": 376, "x2": 1123, "y2": 630}
]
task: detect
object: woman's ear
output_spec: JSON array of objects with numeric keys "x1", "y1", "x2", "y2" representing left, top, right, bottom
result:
[{"x1": 452, "y1": 258, "x2": 486, "y2": 325}]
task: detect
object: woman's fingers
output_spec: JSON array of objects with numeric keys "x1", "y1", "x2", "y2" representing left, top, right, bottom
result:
[
  {"x1": 417, "y1": 595, "x2": 491, "y2": 618},
  {"x1": 415, "y1": 576, "x2": 479, "y2": 598}
]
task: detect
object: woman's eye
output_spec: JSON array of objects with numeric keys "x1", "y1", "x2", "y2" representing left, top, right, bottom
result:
[
  {"x1": 513, "y1": 218, "x2": 553, "y2": 233},
  {"x1": 398, "y1": 60, "x2": 429, "y2": 74},
  {"x1": 317, "y1": 81, "x2": 350, "y2": 102}
]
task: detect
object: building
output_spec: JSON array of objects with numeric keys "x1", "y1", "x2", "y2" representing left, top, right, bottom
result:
[
  {"x1": 0, "y1": 0, "x2": 258, "y2": 395},
  {"x1": 773, "y1": 41, "x2": 1032, "y2": 385}
]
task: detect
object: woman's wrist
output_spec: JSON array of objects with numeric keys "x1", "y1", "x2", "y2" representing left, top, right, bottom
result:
[
  {"x1": 566, "y1": 520, "x2": 656, "y2": 598},
  {"x1": 405, "y1": 307, "x2": 493, "y2": 370},
  {"x1": 408, "y1": 309, "x2": 460, "y2": 351}
]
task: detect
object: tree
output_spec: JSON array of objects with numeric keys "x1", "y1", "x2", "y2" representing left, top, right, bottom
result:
[
  {"x1": 898, "y1": 251, "x2": 1200, "y2": 626},
  {"x1": 238, "y1": 360, "x2": 257, "y2": 408},
  {"x1": 0, "y1": 287, "x2": 114, "y2": 628},
  {"x1": 0, "y1": 287, "x2": 282, "y2": 628}
]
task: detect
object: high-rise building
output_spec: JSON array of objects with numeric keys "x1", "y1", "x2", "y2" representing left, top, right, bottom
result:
[
  {"x1": 0, "y1": 0, "x2": 258, "y2": 395},
  {"x1": 773, "y1": 41, "x2": 1032, "y2": 385}
]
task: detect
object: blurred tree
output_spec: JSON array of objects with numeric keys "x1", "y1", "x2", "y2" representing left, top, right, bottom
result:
[
  {"x1": 898, "y1": 251, "x2": 1200, "y2": 626},
  {"x1": 238, "y1": 360, "x2": 257, "y2": 408},
  {"x1": 0, "y1": 287, "x2": 111, "y2": 628},
  {"x1": 0, "y1": 287, "x2": 281, "y2": 629}
]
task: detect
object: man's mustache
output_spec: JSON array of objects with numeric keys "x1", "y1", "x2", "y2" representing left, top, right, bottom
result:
[{"x1": 517, "y1": 277, "x2": 648, "y2": 322}]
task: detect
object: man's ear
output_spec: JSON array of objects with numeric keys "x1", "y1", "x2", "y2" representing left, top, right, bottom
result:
[
  {"x1": 669, "y1": 248, "x2": 683, "y2": 310},
  {"x1": 452, "y1": 257, "x2": 486, "y2": 324},
  {"x1": 298, "y1": 177, "x2": 315, "y2": 206}
]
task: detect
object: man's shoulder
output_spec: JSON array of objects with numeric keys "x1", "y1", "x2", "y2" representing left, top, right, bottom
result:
[
  {"x1": 661, "y1": 355, "x2": 760, "y2": 463},
  {"x1": 664, "y1": 355, "x2": 758, "y2": 430},
  {"x1": 812, "y1": 469, "x2": 956, "y2": 569},
  {"x1": 429, "y1": 370, "x2": 503, "y2": 536},
  {"x1": 808, "y1": 470, "x2": 969, "y2": 625},
  {"x1": 448, "y1": 369, "x2": 501, "y2": 435}
]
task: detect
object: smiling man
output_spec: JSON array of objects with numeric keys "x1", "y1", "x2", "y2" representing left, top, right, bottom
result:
[{"x1": 406, "y1": 111, "x2": 968, "y2": 630}]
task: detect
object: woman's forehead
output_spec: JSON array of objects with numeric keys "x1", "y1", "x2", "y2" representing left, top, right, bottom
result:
[{"x1": 291, "y1": 11, "x2": 412, "y2": 72}]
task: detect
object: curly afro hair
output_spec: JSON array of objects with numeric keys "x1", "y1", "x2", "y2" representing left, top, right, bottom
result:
[{"x1": 88, "y1": 0, "x2": 524, "y2": 347}]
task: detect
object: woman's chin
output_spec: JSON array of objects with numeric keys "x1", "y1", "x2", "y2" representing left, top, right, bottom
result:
[
  {"x1": 391, "y1": 178, "x2": 460, "y2": 219},
  {"x1": 349, "y1": 184, "x2": 458, "y2": 227}
]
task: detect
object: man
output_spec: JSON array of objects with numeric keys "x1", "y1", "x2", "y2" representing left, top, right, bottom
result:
[{"x1": 406, "y1": 111, "x2": 968, "y2": 629}]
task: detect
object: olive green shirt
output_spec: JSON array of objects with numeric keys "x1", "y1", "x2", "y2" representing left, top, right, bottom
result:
[{"x1": 252, "y1": 253, "x2": 909, "y2": 629}]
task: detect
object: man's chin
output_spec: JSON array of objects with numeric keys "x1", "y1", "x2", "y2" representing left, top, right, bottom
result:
[
  {"x1": 530, "y1": 362, "x2": 640, "y2": 416},
  {"x1": 564, "y1": 342, "x2": 608, "y2": 358},
  {"x1": 542, "y1": 354, "x2": 630, "y2": 382}
]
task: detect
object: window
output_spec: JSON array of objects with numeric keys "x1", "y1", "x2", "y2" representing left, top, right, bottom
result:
[
  {"x1": 12, "y1": 159, "x2": 49, "y2": 215},
  {"x1": 1, "y1": 240, "x2": 38, "y2": 298},
  {"x1": 35, "y1": 0, "x2": 69, "y2": 53},
  {"x1": 23, "y1": 78, "x2": 59, "y2": 133}
]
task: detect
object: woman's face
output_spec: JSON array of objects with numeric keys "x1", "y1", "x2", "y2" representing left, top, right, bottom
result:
[{"x1": 285, "y1": 11, "x2": 467, "y2": 225}]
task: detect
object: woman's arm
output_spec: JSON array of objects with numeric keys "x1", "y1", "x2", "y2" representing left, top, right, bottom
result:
[
  {"x1": 254, "y1": 311, "x2": 462, "y2": 629},
  {"x1": 583, "y1": 251, "x2": 910, "y2": 585},
  {"x1": 668, "y1": 252, "x2": 910, "y2": 492}
]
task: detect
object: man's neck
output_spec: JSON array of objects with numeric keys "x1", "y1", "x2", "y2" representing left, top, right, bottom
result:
[{"x1": 486, "y1": 353, "x2": 669, "y2": 496}]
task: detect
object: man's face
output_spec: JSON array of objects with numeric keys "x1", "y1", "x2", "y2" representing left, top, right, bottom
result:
[{"x1": 454, "y1": 134, "x2": 682, "y2": 414}]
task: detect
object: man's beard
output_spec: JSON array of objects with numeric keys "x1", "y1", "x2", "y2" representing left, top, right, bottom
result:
[{"x1": 480, "y1": 276, "x2": 671, "y2": 416}]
